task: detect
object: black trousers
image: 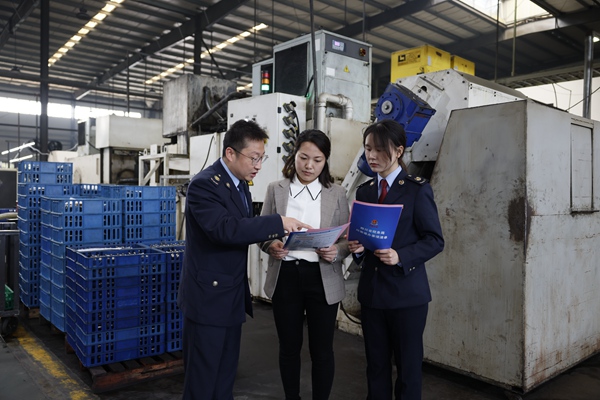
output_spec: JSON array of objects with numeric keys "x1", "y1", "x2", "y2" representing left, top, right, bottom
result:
[
  {"x1": 361, "y1": 304, "x2": 429, "y2": 400},
  {"x1": 182, "y1": 317, "x2": 242, "y2": 400},
  {"x1": 272, "y1": 260, "x2": 340, "y2": 400}
]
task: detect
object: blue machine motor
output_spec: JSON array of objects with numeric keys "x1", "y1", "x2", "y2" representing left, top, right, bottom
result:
[
  {"x1": 358, "y1": 83, "x2": 437, "y2": 177},
  {"x1": 375, "y1": 82, "x2": 436, "y2": 147}
]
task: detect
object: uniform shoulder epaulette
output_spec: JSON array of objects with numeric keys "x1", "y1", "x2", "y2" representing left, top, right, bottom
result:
[
  {"x1": 406, "y1": 174, "x2": 428, "y2": 185},
  {"x1": 357, "y1": 178, "x2": 376, "y2": 190},
  {"x1": 209, "y1": 173, "x2": 222, "y2": 186}
]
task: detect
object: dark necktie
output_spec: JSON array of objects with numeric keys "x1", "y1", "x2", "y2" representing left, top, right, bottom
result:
[
  {"x1": 238, "y1": 181, "x2": 249, "y2": 216},
  {"x1": 378, "y1": 179, "x2": 388, "y2": 204}
]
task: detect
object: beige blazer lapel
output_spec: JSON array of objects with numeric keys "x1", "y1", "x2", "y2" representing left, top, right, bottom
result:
[
  {"x1": 274, "y1": 179, "x2": 290, "y2": 217},
  {"x1": 320, "y1": 184, "x2": 336, "y2": 229}
]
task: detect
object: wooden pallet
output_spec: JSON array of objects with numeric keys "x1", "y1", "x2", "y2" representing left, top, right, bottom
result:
[
  {"x1": 21, "y1": 305, "x2": 40, "y2": 319},
  {"x1": 87, "y1": 352, "x2": 184, "y2": 393}
]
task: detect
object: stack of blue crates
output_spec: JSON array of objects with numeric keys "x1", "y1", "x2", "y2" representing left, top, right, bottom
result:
[
  {"x1": 40, "y1": 196, "x2": 123, "y2": 331},
  {"x1": 65, "y1": 247, "x2": 167, "y2": 367},
  {"x1": 17, "y1": 161, "x2": 74, "y2": 308},
  {"x1": 149, "y1": 241, "x2": 185, "y2": 352},
  {"x1": 123, "y1": 186, "x2": 177, "y2": 244}
]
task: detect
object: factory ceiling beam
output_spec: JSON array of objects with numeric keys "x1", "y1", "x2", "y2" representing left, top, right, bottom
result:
[
  {"x1": 0, "y1": 70, "x2": 161, "y2": 100},
  {"x1": 528, "y1": 0, "x2": 562, "y2": 16},
  {"x1": 335, "y1": 0, "x2": 446, "y2": 38},
  {"x1": 76, "y1": 0, "x2": 249, "y2": 99},
  {"x1": 0, "y1": 0, "x2": 39, "y2": 51},
  {"x1": 443, "y1": 8, "x2": 600, "y2": 55}
]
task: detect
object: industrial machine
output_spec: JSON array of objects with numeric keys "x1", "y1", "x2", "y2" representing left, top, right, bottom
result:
[{"x1": 132, "y1": 30, "x2": 600, "y2": 394}]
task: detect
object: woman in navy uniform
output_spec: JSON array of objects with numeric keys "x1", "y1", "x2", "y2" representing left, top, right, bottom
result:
[
  {"x1": 348, "y1": 119, "x2": 444, "y2": 400},
  {"x1": 178, "y1": 120, "x2": 310, "y2": 400},
  {"x1": 260, "y1": 130, "x2": 350, "y2": 400}
]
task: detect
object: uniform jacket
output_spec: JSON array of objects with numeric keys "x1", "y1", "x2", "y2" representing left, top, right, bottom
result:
[
  {"x1": 260, "y1": 178, "x2": 351, "y2": 305},
  {"x1": 178, "y1": 159, "x2": 284, "y2": 327},
  {"x1": 356, "y1": 170, "x2": 444, "y2": 309}
]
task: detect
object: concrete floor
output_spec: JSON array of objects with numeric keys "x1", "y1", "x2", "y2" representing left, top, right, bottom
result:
[{"x1": 1, "y1": 301, "x2": 600, "y2": 400}]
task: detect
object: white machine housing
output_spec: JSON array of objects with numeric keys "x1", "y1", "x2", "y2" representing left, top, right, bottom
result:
[
  {"x1": 395, "y1": 70, "x2": 526, "y2": 162},
  {"x1": 271, "y1": 30, "x2": 372, "y2": 124},
  {"x1": 425, "y1": 100, "x2": 600, "y2": 391}
]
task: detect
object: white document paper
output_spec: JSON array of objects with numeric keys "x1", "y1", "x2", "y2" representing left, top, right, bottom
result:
[{"x1": 283, "y1": 223, "x2": 350, "y2": 251}]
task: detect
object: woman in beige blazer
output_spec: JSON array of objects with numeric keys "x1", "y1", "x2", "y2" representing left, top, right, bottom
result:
[{"x1": 260, "y1": 129, "x2": 350, "y2": 400}]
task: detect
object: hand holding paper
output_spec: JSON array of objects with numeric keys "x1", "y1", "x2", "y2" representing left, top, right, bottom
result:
[{"x1": 283, "y1": 223, "x2": 350, "y2": 251}]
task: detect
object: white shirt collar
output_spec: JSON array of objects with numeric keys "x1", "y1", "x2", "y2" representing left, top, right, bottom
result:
[
  {"x1": 290, "y1": 176, "x2": 322, "y2": 200},
  {"x1": 378, "y1": 165, "x2": 403, "y2": 188}
]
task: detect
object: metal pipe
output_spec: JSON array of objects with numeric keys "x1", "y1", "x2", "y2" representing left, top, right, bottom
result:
[
  {"x1": 316, "y1": 93, "x2": 354, "y2": 131},
  {"x1": 40, "y1": 0, "x2": 49, "y2": 161},
  {"x1": 583, "y1": 33, "x2": 594, "y2": 119}
]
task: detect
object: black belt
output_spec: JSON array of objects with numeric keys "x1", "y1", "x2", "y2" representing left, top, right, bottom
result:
[{"x1": 282, "y1": 259, "x2": 319, "y2": 267}]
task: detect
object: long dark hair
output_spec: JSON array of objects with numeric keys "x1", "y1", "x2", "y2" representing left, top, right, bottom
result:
[
  {"x1": 282, "y1": 129, "x2": 333, "y2": 188},
  {"x1": 363, "y1": 119, "x2": 408, "y2": 171}
]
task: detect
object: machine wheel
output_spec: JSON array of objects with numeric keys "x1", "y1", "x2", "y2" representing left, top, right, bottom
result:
[{"x1": 1, "y1": 316, "x2": 18, "y2": 337}]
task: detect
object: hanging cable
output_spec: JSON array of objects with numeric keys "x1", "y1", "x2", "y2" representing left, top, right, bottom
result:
[{"x1": 309, "y1": 0, "x2": 318, "y2": 114}]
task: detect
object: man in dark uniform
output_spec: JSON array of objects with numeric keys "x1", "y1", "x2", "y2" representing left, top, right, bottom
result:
[{"x1": 178, "y1": 119, "x2": 310, "y2": 399}]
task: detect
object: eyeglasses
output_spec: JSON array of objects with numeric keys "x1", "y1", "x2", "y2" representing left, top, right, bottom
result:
[{"x1": 232, "y1": 148, "x2": 269, "y2": 166}]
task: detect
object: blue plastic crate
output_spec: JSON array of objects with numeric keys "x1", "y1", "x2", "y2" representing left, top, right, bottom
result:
[
  {"x1": 18, "y1": 205, "x2": 41, "y2": 221},
  {"x1": 51, "y1": 295, "x2": 66, "y2": 317},
  {"x1": 167, "y1": 310, "x2": 182, "y2": 324},
  {"x1": 74, "y1": 282, "x2": 166, "y2": 311},
  {"x1": 50, "y1": 310, "x2": 66, "y2": 332},
  {"x1": 123, "y1": 225, "x2": 176, "y2": 242},
  {"x1": 19, "y1": 252, "x2": 40, "y2": 270},
  {"x1": 18, "y1": 183, "x2": 78, "y2": 197},
  {"x1": 20, "y1": 230, "x2": 41, "y2": 246},
  {"x1": 123, "y1": 212, "x2": 176, "y2": 226},
  {"x1": 74, "y1": 248, "x2": 166, "y2": 279},
  {"x1": 40, "y1": 274, "x2": 51, "y2": 293},
  {"x1": 19, "y1": 243, "x2": 40, "y2": 258},
  {"x1": 74, "y1": 310, "x2": 165, "y2": 334},
  {"x1": 41, "y1": 239, "x2": 105, "y2": 259},
  {"x1": 167, "y1": 281, "x2": 179, "y2": 294},
  {"x1": 74, "y1": 273, "x2": 164, "y2": 293},
  {"x1": 47, "y1": 226, "x2": 122, "y2": 245},
  {"x1": 44, "y1": 212, "x2": 122, "y2": 230},
  {"x1": 75, "y1": 304, "x2": 164, "y2": 326},
  {"x1": 18, "y1": 171, "x2": 72, "y2": 184},
  {"x1": 43, "y1": 197, "x2": 122, "y2": 214},
  {"x1": 166, "y1": 339, "x2": 182, "y2": 352},
  {"x1": 167, "y1": 271, "x2": 180, "y2": 284},
  {"x1": 18, "y1": 161, "x2": 72, "y2": 174},
  {"x1": 124, "y1": 199, "x2": 176, "y2": 213},
  {"x1": 19, "y1": 263, "x2": 39, "y2": 283},
  {"x1": 74, "y1": 332, "x2": 165, "y2": 368},
  {"x1": 51, "y1": 280, "x2": 66, "y2": 302},
  {"x1": 167, "y1": 324, "x2": 182, "y2": 340},
  {"x1": 76, "y1": 323, "x2": 164, "y2": 346},
  {"x1": 123, "y1": 186, "x2": 176, "y2": 200},
  {"x1": 17, "y1": 195, "x2": 42, "y2": 209},
  {"x1": 17, "y1": 216, "x2": 40, "y2": 233},
  {"x1": 19, "y1": 283, "x2": 39, "y2": 307},
  {"x1": 40, "y1": 249, "x2": 66, "y2": 273},
  {"x1": 72, "y1": 184, "x2": 122, "y2": 198}
]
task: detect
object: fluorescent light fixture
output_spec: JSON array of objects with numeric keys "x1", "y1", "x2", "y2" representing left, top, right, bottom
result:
[
  {"x1": 594, "y1": 36, "x2": 599, "y2": 43},
  {"x1": 145, "y1": 23, "x2": 268, "y2": 85},
  {"x1": 49, "y1": 1, "x2": 123, "y2": 67},
  {"x1": 1, "y1": 141, "x2": 35, "y2": 155},
  {"x1": 9, "y1": 154, "x2": 34, "y2": 164}
]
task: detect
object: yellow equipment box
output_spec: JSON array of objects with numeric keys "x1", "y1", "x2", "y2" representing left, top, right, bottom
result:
[
  {"x1": 391, "y1": 45, "x2": 451, "y2": 81},
  {"x1": 451, "y1": 55, "x2": 475, "y2": 75}
]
